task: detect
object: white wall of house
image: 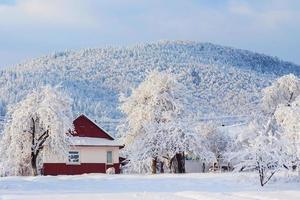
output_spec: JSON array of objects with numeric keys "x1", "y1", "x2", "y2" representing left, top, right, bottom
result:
[
  {"x1": 185, "y1": 160, "x2": 207, "y2": 173},
  {"x1": 43, "y1": 146, "x2": 120, "y2": 164}
]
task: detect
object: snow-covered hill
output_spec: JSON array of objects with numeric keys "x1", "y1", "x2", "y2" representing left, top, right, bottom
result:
[{"x1": 0, "y1": 41, "x2": 299, "y2": 133}]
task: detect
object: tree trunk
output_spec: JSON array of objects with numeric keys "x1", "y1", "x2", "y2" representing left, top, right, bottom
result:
[
  {"x1": 169, "y1": 156, "x2": 175, "y2": 173},
  {"x1": 160, "y1": 161, "x2": 164, "y2": 173},
  {"x1": 170, "y1": 155, "x2": 178, "y2": 173},
  {"x1": 181, "y1": 153, "x2": 185, "y2": 173},
  {"x1": 259, "y1": 167, "x2": 264, "y2": 187},
  {"x1": 170, "y1": 153, "x2": 186, "y2": 173},
  {"x1": 31, "y1": 118, "x2": 38, "y2": 176},
  {"x1": 151, "y1": 158, "x2": 157, "y2": 174},
  {"x1": 202, "y1": 162, "x2": 206, "y2": 173},
  {"x1": 31, "y1": 153, "x2": 38, "y2": 176},
  {"x1": 257, "y1": 160, "x2": 276, "y2": 187},
  {"x1": 177, "y1": 154, "x2": 182, "y2": 173},
  {"x1": 176, "y1": 152, "x2": 185, "y2": 173}
]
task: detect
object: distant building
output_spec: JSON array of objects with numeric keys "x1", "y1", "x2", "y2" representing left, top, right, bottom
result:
[{"x1": 43, "y1": 114, "x2": 124, "y2": 175}]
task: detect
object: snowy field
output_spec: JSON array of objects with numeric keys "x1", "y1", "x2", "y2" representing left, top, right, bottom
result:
[{"x1": 0, "y1": 173, "x2": 299, "y2": 200}]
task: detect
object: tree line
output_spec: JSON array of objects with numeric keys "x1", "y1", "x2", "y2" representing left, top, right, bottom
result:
[{"x1": 0, "y1": 70, "x2": 299, "y2": 187}]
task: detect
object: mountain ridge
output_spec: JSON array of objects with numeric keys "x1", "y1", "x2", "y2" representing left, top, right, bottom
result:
[{"x1": 9, "y1": 41, "x2": 299, "y2": 74}]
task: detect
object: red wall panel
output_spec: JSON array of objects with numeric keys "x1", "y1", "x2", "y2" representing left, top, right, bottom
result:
[{"x1": 43, "y1": 163, "x2": 120, "y2": 175}]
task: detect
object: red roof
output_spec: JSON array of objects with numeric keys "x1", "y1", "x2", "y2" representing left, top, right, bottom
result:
[{"x1": 72, "y1": 114, "x2": 114, "y2": 140}]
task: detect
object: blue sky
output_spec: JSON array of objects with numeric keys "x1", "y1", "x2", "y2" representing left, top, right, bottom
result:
[{"x1": 0, "y1": 0, "x2": 300, "y2": 67}]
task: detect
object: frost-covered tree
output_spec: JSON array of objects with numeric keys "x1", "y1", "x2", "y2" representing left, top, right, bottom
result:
[
  {"x1": 228, "y1": 74, "x2": 300, "y2": 186},
  {"x1": 230, "y1": 119, "x2": 291, "y2": 186},
  {"x1": 196, "y1": 123, "x2": 232, "y2": 170},
  {"x1": 157, "y1": 121, "x2": 211, "y2": 173},
  {"x1": 0, "y1": 86, "x2": 73, "y2": 176},
  {"x1": 261, "y1": 74, "x2": 300, "y2": 174},
  {"x1": 118, "y1": 70, "x2": 211, "y2": 174},
  {"x1": 262, "y1": 74, "x2": 300, "y2": 114},
  {"x1": 275, "y1": 97, "x2": 300, "y2": 174}
]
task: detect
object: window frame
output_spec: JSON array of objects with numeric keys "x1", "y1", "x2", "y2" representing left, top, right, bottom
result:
[
  {"x1": 106, "y1": 150, "x2": 113, "y2": 164},
  {"x1": 67, "y1": 150, "x2": 81, "y2": 165}
]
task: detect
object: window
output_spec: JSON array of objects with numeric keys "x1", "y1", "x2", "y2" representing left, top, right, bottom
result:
[
  {"x1": 68, "y1": 151, "x2": 80, "y2": 164},
  {"x1": 107, "y1": 151, "x2": 113, "y2": 164}
]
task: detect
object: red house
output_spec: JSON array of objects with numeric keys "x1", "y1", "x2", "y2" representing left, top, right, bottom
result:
[{"x1": 43, "y1": 114, "x2": 124, "y2": 175}]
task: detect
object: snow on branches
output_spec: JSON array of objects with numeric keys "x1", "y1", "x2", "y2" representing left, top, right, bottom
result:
[
  {"x1": 231, "y1": 119, "x2": 292, "y2": 186},
  {"x1": 275, "y1": 98, "x2": 300, "y2": 154},
  {"x1": 230, "y1": 74, "x2": 300, "y2": 186},
  {"x1": 262, "y1": 74, "x2": 300, "y2": 174},
  {"x1": 196, "y1": 123, "x2": 231, "y2": 164},
  {"x1": 262, "y1": 74, "x2": 300, "y2": 114},
  {"x1": 0, "y1": 86, "x2": 73, "y2": 176},
  {"x1": 118, "y1": 70, "x2": 212, "y2": 173},
  {"x1": 274, "y1": 97, "x2": 300, "y2": 174}
]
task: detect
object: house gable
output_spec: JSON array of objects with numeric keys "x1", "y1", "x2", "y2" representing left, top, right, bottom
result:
[{"x1": 72, "y1": 115, "x2": 114, "y2": 140}]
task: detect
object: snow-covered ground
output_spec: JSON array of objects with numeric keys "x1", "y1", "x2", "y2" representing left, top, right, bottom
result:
[{"x1": 0, "y1": 173, "x2": 299, "y2": 200}]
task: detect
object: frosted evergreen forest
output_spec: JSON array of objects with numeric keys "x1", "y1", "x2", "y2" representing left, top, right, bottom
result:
[{"x1": 0, "y1": 41, "x2": 300, "y2": 133}]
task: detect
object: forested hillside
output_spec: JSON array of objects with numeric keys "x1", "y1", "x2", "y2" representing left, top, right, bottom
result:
[{"x1": 0, "y1": 41, "x2": 299, "y2": 133}]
